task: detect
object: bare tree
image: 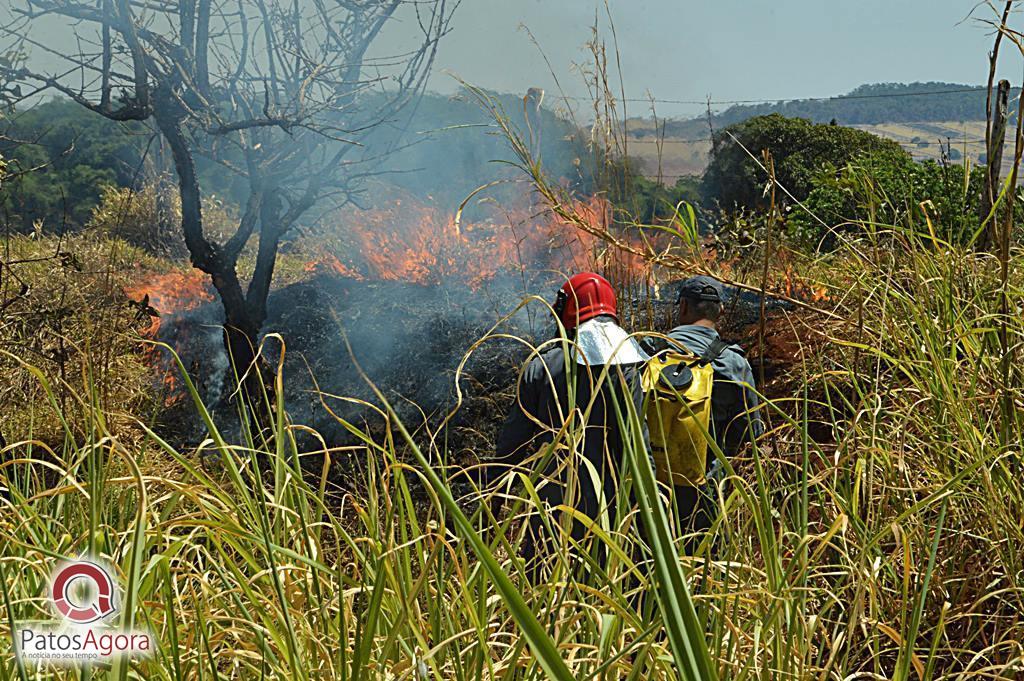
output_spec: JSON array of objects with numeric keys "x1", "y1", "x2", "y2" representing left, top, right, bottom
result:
[{"x1": 2, "y1": 0, "x2": 454, "y2": 398}]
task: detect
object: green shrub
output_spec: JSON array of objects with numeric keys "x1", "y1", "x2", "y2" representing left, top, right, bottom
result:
[
  {"x1": 789, "y1": 151, "x2": 1023, "y2": 247},
  {"x1": 702, "y1": 114, "x2": 905, "y2": 211},
  {"x1": 87, "y1": 179, "x2": 244, "y2": 259}
]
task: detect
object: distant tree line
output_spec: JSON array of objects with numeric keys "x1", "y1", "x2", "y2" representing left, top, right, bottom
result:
[
  {"x1": 0, "y1": 101, "x2": 147, "y2": 231},
  {"x1": 0, "y1": 100, "x2": 252, "y2": 234},
  {"x1": 659, "y1": 82, "x2": 1013, "y2": 140},
  {"x1": 0, "y1": 92, "x2": 592, "y2": 235},
  {"x1": 5, "y1": 92, "x2": 1007, "y2": 252}
]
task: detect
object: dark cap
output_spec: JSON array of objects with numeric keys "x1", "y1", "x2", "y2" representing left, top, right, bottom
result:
[{"x1": 676, "y1": 275, "x2": 724, "y2": 304}]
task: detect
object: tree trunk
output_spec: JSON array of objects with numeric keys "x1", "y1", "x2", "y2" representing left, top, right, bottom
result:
[
  {"x1": 213, "y1": 267, "x2": 264, "y2": 391},
  {"x1": 246, "y1": 188, "x2": 283, "y2": 328},
  {"x1": 980, "y1": 79, "x2": 1010, "y2": 251},
  {"x1": 153, "y1": 90, "x2": 270, "y2": 416}
]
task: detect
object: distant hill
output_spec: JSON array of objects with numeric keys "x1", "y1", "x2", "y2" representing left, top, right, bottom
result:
[
  {"x1": 638, "y1": 82, "x2": 1012, "y2": 142},
  {"x1": 625, "y1": 82, "x2": 1014, "y2": 181},
  {"x1": 710, "y1": 82, "x2": 1007, "y2": 127}
]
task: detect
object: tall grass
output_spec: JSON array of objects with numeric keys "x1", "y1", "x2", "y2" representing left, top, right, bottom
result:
[
  {"x1": 0, "y1": 330, "x2": 701, "y2": 679},
  {"x1": 3, "y1": 214, "x2": 1024, "y2": 678}
]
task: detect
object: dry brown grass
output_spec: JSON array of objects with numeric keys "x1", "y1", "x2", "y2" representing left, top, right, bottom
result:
[{"x1": 1, "y1": 234, "x2": 161, "y2": 449}]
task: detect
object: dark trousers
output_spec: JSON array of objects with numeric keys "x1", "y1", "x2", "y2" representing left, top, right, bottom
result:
[
  {"x1": 519, "y1": 475, "x2": 620, "y2": 584},
  {"x1": 672, "y1": 463, "x2": 725, "y2": 555}
]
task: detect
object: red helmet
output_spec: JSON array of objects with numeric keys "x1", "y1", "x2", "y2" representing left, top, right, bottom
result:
[{"x1": 554, "y1": 272, "x2": 618, "y2": 330}]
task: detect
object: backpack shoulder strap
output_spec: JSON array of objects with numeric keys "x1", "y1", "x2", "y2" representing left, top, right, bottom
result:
[{"x1": 698, "y1": 338, "x2": 730, "y2": 366}]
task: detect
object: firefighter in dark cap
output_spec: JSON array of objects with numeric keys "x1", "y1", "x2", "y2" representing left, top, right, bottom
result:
[{"x1": 658, "y1": 275, "x2": 763, "y2": 543}]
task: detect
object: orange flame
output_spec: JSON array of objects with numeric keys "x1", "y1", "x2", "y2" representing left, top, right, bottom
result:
[
  {"x1": 304, "y1": 253, "x2": 366, "y2": 280},
  {"x1": 126, "y1": 269, "x2": 215, "y2": 335},
  {"x1": 125, "y1": 269, "x2": 216, "y2": 403},
  {"x1": 774, "y1": 250, "x2": 830, "y2": 303},
  {"x1": 126, "y1": 192, "x2": 664, "y2": 396},
  {"x1": 306, "y1": 195, "x2": 645, "y2": 290}
]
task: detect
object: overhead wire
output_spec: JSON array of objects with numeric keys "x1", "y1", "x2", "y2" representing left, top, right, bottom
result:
[
  {"x1": 558, "y1": 86, "x2": 994, "y2": 108},
  {"x1": 622, "y1": 135, "x2": 991, "y2": 144}
]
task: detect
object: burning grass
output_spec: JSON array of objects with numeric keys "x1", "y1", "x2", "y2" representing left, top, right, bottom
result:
[
  {"x1": 3, "y1": 99, "x2": 1023, "y2": 677},
  {"x1": 295, "y1": 192, "x2": 620, "y2": 290},
  {"x1": 2, "y1": 224, "x2": 1024, "y2": 677},
  {"x1": 116, "y1": 190, "x2": 657, "y2": 450}
]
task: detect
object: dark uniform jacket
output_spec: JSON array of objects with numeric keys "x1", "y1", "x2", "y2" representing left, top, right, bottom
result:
[{"x1": 494, "y1": 338, "x2": 647, "y2": 536}]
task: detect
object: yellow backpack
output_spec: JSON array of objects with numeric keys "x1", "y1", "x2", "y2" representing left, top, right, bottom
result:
[{"x1": 642, "y1": 339, "x2": 729, "y2": 487}]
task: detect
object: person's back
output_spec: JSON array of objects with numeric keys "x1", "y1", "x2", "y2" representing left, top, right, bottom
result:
[
  {"x1": 493, "y1": 273, "x2": 648, "y2": 578},
  {"x1": 656, "y1": 276, "x2": 763, "y2": 541},
  {"x1": 665, "y1": 324, "x2": 761, "y2": 459},
  {"x1": 496, "y1": 319, "x2": 647, "y2": 491}
]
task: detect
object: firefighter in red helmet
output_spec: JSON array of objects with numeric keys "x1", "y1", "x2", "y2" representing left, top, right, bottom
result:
[
  {"x1": 491, "y1": 272, "x2": 649, "y2": 580},
  {"x1": 552, "y1": 272, "x2": 619, "y2": 330}
]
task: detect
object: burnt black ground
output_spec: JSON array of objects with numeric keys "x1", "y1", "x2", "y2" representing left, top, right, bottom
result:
[
  {"x1": 153, "y1": 271, "x2": 793, "y2": 493},
  {"x1": 154, "y1": 272, "x2": 549, "y2": 480}
]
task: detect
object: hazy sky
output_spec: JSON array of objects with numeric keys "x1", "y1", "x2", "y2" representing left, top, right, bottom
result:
[
  {"x1": 14, "y1": 0, "x2": 1022, "y2": 119},
  {"x1": 416, "y1": 0, "x2": 1019, "y2": 118}
]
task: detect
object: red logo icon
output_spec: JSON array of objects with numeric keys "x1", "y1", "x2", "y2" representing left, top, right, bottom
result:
[{"x1": 51, "y1": 561, "x2": 116, "y2": 624}]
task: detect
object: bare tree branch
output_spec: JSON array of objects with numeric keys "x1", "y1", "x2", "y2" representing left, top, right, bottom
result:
[{"x1": 3, "y1": 0, "x2": 457, "y2": 397}]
